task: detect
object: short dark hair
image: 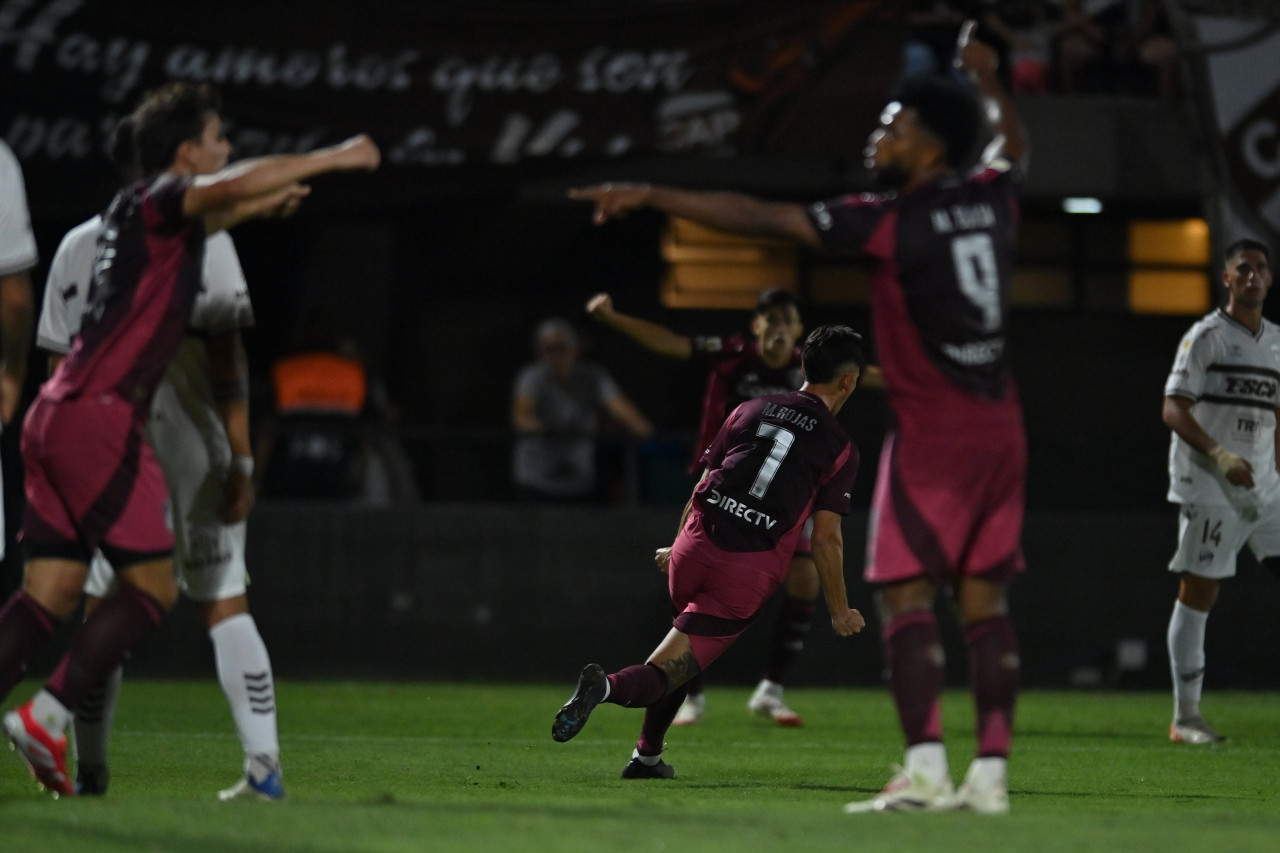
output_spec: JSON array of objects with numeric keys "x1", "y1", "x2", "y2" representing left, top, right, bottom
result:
[
  {"x1": 1223, "y1": 238, "x2": 1270, "y2": 265},
  {"x1": 106, "y1": 116, "x2": 141, "y2": 183},
  {"x1": 755, "y1": 287, "x2": 801, "y2": 317},
  {"x1": 130, "y1": 82, "x2": 222, "y2": 175},
  {"x1": 801, "y1": 325, "x2": 867, "y2": 383},
  {"x1": 892, "y1": 75, "x2": 982, "y2": 169}
]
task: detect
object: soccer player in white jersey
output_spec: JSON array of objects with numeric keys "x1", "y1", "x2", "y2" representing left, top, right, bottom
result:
[
  {"x1": 1163, "y1": 237, "x2": 1280, "y2": 745},
  {"x1": 36, "y1": 119, "x2": 283, "y2": 799},
  {"x1": 0, "y1": 140, "x2": 36, "y2": 545}
]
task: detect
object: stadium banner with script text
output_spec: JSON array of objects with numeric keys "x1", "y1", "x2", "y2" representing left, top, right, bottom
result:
[
  {"x1": 1, "y1": 0, "x2": 903, "y2": 216},
  {"x1": 1173, "y1": 5, "x2": 1280, "y2": 251}
]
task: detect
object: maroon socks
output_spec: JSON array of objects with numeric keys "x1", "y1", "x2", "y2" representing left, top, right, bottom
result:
[
  {"x1": 0, "y1": 591, "x2": 58, "y2": 703},
  {"x1": 965, "y1": 615, "x2": 1018, "y2": 758},
  {"x1": 883, "y1": 610, "x2": 945, "y2": 745}
]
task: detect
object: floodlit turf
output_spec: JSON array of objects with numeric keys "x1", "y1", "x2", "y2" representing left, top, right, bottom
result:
[{"x1": 0, "y1": 680, "x2": 1276, "y2": 851}]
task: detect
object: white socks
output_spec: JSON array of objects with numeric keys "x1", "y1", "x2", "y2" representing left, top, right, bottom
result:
[
  {"x1": 962, "y1": 756, "x2": 1007, "y2": 788},
  {"x1": 30, "y1": 689, "x2": 71, "y2": 736},
  {"x1": 1167, "y1": 600, "x2": 1209, "y2": 721},
  {"x1": 632, "y1": 748, "x2": 661, "y2": 766},
  {"x1": 211, "y1": 613, "x2": 280, "y2": 780},
  {"x1": 904, "y1": 742, "x2": 951, "y2": 789}
]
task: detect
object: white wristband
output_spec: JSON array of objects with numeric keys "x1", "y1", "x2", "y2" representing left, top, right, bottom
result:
[{"x1": 230, "y1": 455, "x2": 255, "y2": 477}]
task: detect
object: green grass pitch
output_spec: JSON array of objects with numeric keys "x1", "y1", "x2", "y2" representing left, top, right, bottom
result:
[{"x1": 0, "y1": 681, "x2": 1276, "y2": 851}]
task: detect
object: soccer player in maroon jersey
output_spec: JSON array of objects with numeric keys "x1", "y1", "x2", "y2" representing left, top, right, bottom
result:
[
  {"x1": 0, "y1": 82, "x2": 379, "y2": 796},
  {"x1": 586, "y1": 287, "x2": 818, "y2": 726},
  {"x1": 552, "y1": 325, "x2": 867, "y2": 779},
  {"x1": 570, "y1": 28, "x2": 1025, "y2": 813}
]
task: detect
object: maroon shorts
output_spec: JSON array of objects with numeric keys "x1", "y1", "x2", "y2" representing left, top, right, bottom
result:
[
  {"x1": 865, "y1": 430, "x2": 1025, "y2": 586},
  {"x1": 21, "y1": 393, "x2": 173, "y2": 564},
  {"x1": 668, "y1": 512, "x2": 788, "y2": 668}
]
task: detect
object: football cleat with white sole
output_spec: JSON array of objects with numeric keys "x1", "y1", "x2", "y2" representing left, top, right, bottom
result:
[
  {"x1": 953, "y1": 759, "x2": 1009, "y2": 815},
  {"x1": 1169, "y1": 716, "x2": 1226, "y2": 745},
  {"x1": 671, "y1": 692, "x2": 705, "y2": 726},
  {"x1": 843, "y1": 766, "x2": 955, "y2": 814},
  {"x1": 747, "y1": 681, "x2": 803, "y2": 727},
  {"x1": 218, "y1": 770, "x2": 285, "y2": 801},
  {"x1": 4, "y1": 703, "x2": 74, "y2": 797}
]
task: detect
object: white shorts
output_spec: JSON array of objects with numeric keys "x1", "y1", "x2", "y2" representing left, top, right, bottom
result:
[
  {"x1": 1168, "y1": 500, "x2": 1280, "y2": 580},
  {"x1": 84, "y1": 379, "x2": 248, "y2": 602}
]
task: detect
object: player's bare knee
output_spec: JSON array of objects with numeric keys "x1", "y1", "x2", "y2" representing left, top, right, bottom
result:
[
  {"x1": 651, "y1": 652, "x2": 700, "y2": 694},
  {"x1": 1177, "y1": 573, "x2": 1219, "y2": 612},
  {"x1": 22, "y1": 563, "x2": 87, "y2": 620},
  {"x1": 877, "y1": 579, "x2": 935, "y2": 621},
  {"x1": 198, "y1": 594, "x2": 249, "y2": 628},
  {"x1": 117, "y1": 560, "x2": 179, "y2": 611},
  {"x1": 150, "y1": 580, "x2": 179, "y2": 611},
  {"x1": 957, "y1": 578, "x2": 1008, "y2": 625}
]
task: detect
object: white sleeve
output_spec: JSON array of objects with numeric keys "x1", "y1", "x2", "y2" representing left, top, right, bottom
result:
[
  {"x1": 0, "y1": 142, "x2": 38, "y2": 275},
  {"x1": 190, "y1": 232, "x2": 254, "y2": 335},
  {"x1": 1165, "y1": 325, "x2": 1212, "y2": 401},
  {"x1": 36, "y1": 217, "x2": 102, "y2": 355}
]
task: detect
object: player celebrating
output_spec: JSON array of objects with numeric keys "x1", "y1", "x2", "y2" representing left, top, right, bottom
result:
[
  {"x1": 36, "y1": 114, "x2": 282, "y2": 799},
  {"x1": 552, "y1": 325, "x2": 867, "y2": 779},
  {"x1": 587, "y1": 287, "x2": 817, "y2": 726},
  {"x1": 570, "y1": 27, "x2": 1027, "y2": 813},
  {"x1": 0, "y1": 81, "x2": 379, "y2": 796},
  {"x1": 1162, "y1": 238, "x2": 1279, "y2": 745}
]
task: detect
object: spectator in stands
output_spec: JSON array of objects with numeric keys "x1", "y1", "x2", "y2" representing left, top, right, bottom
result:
[
  {"x1": 1055, "y1": 0, "x2": 1176, "y2": 96},
  {"x1": 905, "y1": 1, "x2": 980, "y2": 83},
  {"x1": 511, "y1": 318, "x2": 652, "y2": 503},
  {"x1": 1131, "y1": 0, "x2": 1178, "y2": 98},
  {"x1": 982, "y1": 1, "x2": 1059, "y2": 95}
]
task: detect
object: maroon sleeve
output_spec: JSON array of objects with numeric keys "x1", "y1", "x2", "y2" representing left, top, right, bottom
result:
[
  {"x1": 689, "y1": 334, "x2": 745, "y2": 370},
  {"x1": 699, "y1": 400, "x2": 747, "y2": 472},
  {"x1": 806, "y1": 192, "x2": 889, "y2": 255},
  {"x1": 812, "y1": 441, "x2": 859, "y2": 516}
]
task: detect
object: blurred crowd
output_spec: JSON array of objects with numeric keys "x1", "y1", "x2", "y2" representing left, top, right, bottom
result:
[{"x1": 910, "y1": 1, "x2": 1178, "y2": 98}]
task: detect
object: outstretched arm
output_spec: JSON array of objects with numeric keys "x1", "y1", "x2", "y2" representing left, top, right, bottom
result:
[
  {"x1": 586, "y1": 293, "x2": 693, "y2": 359},
  {"x1": 810, "y1": 509, "x2": 865, "y2": 637},
  {"x1": 604, "y1": 392, "x2": 654, "y2": 439},
  {"x1": 956, "y1": 23, "x2": 1028, "y2": 171},
  {"x1": 184, "y1": 134, "x2": 380, "y2": 224},
  {"x1": 569, "y1": 184, "x2": 821, "y2": 248},
  {"x1": 203, "y1": 183, "x2": 311, "y2": 234}
]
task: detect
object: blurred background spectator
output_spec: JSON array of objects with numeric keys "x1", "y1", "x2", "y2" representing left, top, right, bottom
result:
[
  {"x1": 1054, "y1": 0, "x2": 1177, "y2": 97},
  {"x1": 907, "y1": 1, "x2": 1178, "y2": 98},
  {"x1": 511, "y1": 318, "x2": 653, "y2": 504}
]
